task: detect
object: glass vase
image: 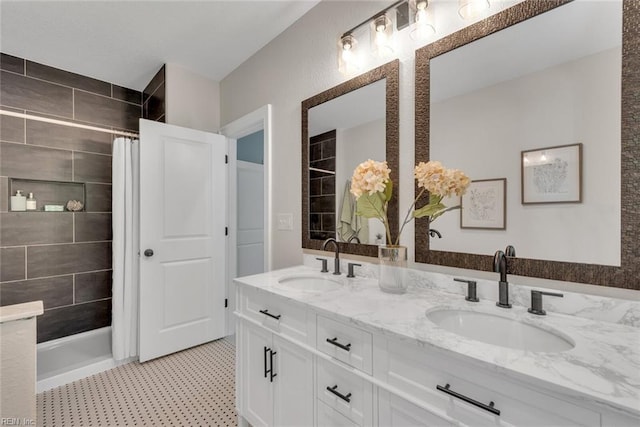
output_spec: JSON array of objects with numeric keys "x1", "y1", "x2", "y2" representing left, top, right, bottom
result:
[{"x1": 378, "y1": 245, "x2": 408, "y2": 294}]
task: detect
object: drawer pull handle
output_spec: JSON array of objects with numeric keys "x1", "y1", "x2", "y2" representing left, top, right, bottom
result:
[
  {"x1": 326, "y1": 337, "x2": 352, "y2": 352},
  {"x1": 326, "y1": 385, "x2": 352, "y2": 403},
  {"x1": 436, "y1": 383, "x2": 500, "y2": 416},
  {"x1": 269, "y1": 350, "x2": 277, "y2": 382},
  {"x1": 259, "y1": 309, "x2": 281, "y2": 320},
  {"x1": 263, "y1": 346, "x2": 270, "y2": 378}
]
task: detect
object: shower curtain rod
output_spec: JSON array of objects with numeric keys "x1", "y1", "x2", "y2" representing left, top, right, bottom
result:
[{"x1": 0, "y1": 109, "x2": 140, "y2": 139}]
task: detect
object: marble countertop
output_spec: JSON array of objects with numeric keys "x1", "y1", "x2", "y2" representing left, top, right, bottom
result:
[{"x1": 234, "y1": 265, "x2": 640, "y2": 418}]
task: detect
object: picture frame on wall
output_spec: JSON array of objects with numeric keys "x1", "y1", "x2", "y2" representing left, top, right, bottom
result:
[
  {"x1": 521, "y1": 143, "x2": 582, "y2": 204},
  {"x1": 460, "y1": 178, "x2": 506, "y2": 230}
]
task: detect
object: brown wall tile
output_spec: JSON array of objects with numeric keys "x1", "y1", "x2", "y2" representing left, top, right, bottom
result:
[
  {"x1": 1, "y1": 71, "x2": 73, "y2": 117},
  {"x1": 1, "y1": 142, "x2": 72, "y2": 181},
  {"x1": 0, "y1": 178, "x2": 7, "y2": 212},
  {"x1": 0, "y1": 113, "x2": 25, "y2": 143},
  {"x1": 36, "y1": 299, "x2": 111, "y2": 343},
  {"x1": 73, "y1": 152, "x2": 111, "y2": 183},
  {"x1": 74, "y1": 90, "x2": 141, "y2": 131},
  {"x1": 112, "y1": 85, "x2": 142, "y2": 105},
  {"x1": 26, "y1": 61, "x2": 111, "y2": 97},
  {"x1": 0, "y1": 247, "x2": 25, "y2": 281},
  {"x1": 146, "y1": 82, "x2": 165, "y2": 122},
  {"x1": 85, "y1": 184, "x2": 111, "y2": 212},
  {"x1": 27, "y1": 242, "x2": 112, "y2": 278},
  {"x1": 1, "y1": 212, "x2": 73, "y2": 246},
  {"x1": 1, "y1": 53, "x2": 24, "y2": 74},
  {"x1": 75, "y1": 270, "x2": 111, "y2": 303},
  {"x1": 143, "y1": 65, "x2": 165, "y2": 103},
  {"x1": 26, "y1": 119, "x2": 112, "y2": 154},
  {"x1": 75, "y1": 213, "x2": 112, "y2": 242},
  {"x1": 0, "y1": 275, "x2": 73, "y2": 309}
]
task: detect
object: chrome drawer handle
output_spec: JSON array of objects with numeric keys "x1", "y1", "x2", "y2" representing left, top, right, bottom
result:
[
  {"x1": 259, "y1": 309, "x2": 281, "y2": 320},
  {"x1": 326, "y1": 385, "x2": 351, "y2": 403},
  {"x1": 436, "y1": 383, "x2": 500, "y2": 416},
  {"x1": 326, "y1": 337, "x2": 351, "y2": 352}
]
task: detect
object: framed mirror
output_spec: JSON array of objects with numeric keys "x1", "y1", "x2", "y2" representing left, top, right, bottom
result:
[
  {"x1": 302, "y1": 60, "x2": 399, "y2": 257},
  {"x1": 415, "y1": 0, "x2": 639, "y2": 289}
]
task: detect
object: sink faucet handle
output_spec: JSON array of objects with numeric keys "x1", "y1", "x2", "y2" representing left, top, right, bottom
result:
[
  {"x1": 347, "y1": 263, "x2": 362, "y2": 278},
  {"x1": 316, "y1": 258, "x2": 329, "y2": 273},
  {"x1": 528, "y1": 290, "x2": 564, "y2": 316},
  {"x1": 453, "y1": 278, "x2": 479, "y2": 302}
]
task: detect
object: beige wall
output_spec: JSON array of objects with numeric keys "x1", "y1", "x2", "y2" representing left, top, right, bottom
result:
[{"x1": 166, "y1": 63, "x2": 220, "y2": 132}]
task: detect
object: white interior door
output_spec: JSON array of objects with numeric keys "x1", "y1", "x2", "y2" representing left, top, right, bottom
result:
[
  {"x1": 237, "y1": 160, "x2": 264, "y2": 277},
  {"x1": 139, "y1": 119, "x2": 227, "y2": 362}
]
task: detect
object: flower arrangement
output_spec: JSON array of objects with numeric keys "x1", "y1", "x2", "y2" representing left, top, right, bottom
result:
[{"x1": 350, "y1": 159, "x2": 470, "y2": 245}]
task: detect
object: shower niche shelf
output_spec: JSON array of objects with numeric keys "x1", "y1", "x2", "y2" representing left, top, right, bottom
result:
[{"x1": 8, "y1": 178, "x2": 86, "y2": 212}]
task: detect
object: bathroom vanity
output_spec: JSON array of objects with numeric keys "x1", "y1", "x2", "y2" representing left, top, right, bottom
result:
[{"x1": 234, "y1": 266, "x2": 639, "y2": 426}]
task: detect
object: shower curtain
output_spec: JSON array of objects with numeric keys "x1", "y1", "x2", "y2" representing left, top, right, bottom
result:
[{"x1": 112, "y1": 137, "x2": 140, "y2": 361}]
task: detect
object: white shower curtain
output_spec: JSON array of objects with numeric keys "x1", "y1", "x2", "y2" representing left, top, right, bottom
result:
[{"x1": 112, "y1": 137, "x2": 140, "y2": 361}]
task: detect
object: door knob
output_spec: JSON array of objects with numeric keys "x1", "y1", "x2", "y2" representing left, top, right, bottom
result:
[{"x1": 144, "y1": 249, "x2": 154, "y2": 257}]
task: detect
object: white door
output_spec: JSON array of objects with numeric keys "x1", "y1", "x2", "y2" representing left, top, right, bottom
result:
[
  {"x1": 139, "y1": 119, "x2": 227, "y2": 362},
  {"x1": 237, "y1": 160, "x2": 264, "y2": 277}
]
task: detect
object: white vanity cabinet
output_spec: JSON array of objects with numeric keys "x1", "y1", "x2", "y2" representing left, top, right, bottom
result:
[{"x1": 235, "y1": 280, "x2": 640, "y2": 427}]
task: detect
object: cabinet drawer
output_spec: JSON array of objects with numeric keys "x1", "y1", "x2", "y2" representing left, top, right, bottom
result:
[
  {"x1": 316, "y1": 358, "x2": 373, "y2": 426},
  {"x1": 317, "y1": 400, "x2": 359, "y2": 427},
  {"x1": 240, "y1": 286, "x2": 311, "y2": 344},
  {"x1": 377, "y1": 337, "x2": 601, "y2": 427},
  {"x1": 378, "y1": 389, "x2": 455, "y2": 427},
  {"x1": 317, "y1": 315, "x2": 372, "y2": 374}
]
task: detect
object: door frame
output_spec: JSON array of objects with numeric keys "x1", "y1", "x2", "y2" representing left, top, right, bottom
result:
[{"x1": 221, "y1": 105, "x2": 272, "y2": 336}]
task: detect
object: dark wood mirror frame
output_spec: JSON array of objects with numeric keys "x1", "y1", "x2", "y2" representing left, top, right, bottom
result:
[
  {"x1": 302, "y1": 60, "x2": 400, "y2": 257},
  {"x1": 414, "y1": 0, "x2": 639, "y2": 289}
]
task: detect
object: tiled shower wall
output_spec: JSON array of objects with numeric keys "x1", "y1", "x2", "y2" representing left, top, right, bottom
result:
[
  {"x1": 0, "y1": 53, "x2": 142, "y2": 342},
  {"x1": 143, "y1": 65, "x2": 165, "y2": 122},
  {"x1": 309, "y1": 130, "x2": 336, "y2": 240}
]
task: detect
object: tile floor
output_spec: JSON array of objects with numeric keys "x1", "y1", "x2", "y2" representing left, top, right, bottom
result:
[{"x1": 37, "y1": 338, "x2": 237, "y2": 426}]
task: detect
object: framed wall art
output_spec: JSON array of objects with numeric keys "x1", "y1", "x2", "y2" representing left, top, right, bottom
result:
[
  {"x1": 521, "y1": 143, "x2": 582, "y2": 204},
  {"x1": 460, "y1": 178, "x2": 506, "y2": 230}
]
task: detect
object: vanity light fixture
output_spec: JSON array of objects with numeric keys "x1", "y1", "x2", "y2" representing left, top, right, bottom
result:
[
  {"x1": 410, "y1": 0, "x2": 436, "y2": 41},
  {"x1": 458, "y1": 0, "x2": 491, "y2": 20},
  {"x1": 337, "y1": 0, "x2": 404, "y2": 74}
]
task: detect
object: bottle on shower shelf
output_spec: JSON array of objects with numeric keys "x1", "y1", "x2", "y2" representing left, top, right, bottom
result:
[
  {"x1": 26, "y1": 192, "x2": 37, "y2": 211},
  {"x1": 10, "y1": 190, "x2": 26, "y2": 211}
]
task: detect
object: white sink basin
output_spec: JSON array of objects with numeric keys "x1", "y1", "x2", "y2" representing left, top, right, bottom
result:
[
  {"x1": 276, "y1": 274, "x2": 343, "y2": 292},
  {"x1": 426, "y1": 308, "x2": 575, "y2": 353}
]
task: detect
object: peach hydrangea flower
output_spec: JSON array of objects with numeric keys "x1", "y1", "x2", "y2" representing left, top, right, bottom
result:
[
  {"x1": 350, "y1": 159, "x2": 391, "y2": 198},
  {"x1": 415, "y1": 161, "x2": 470, "y2": 197}
]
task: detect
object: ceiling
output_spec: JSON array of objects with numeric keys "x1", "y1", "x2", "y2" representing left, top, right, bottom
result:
[{"x1": 0, "y1": 0, "x2": 320, "y2": 91}]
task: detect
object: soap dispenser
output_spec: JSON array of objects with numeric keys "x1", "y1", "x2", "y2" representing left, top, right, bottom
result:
[
  {"x1": 11, "y1": 190, "x2": 27, "y2": 211},
  {"x1": 26, "y1": 192, "x2": 37, "y2": 211}
]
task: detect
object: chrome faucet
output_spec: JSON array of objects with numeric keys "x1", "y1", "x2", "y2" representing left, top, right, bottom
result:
[
  {"x1": 322, "y1": 238, "x2": 341, "y2": 275},
  {"x1": 493, "y1": 245, "x2": 516, "y2": 308}
]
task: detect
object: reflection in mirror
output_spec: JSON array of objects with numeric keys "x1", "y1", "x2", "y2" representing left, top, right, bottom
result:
[
  {"x1": 429, "y1": 0, "x2": 621, "y2": 266},
  {"x1": 308, "y1": 79, "x2": 386, "y2": 244},
  {"x1": 302, "y1": 60, "x2": 399, "y2": 258},
  {"x1": 415, "y1": 0, "x2": 639, "y2": 288}
]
